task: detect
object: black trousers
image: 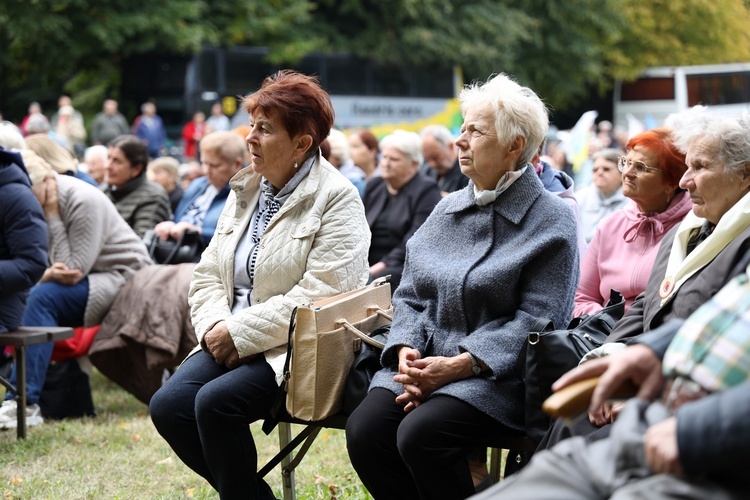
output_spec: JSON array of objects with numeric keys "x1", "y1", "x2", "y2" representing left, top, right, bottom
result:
[
  {"x1": 346, "y1": 388, "x2": 519, "y2": 500},
  {"x1": 149, "y1": 350, "x2": 278, "y2": 499}
]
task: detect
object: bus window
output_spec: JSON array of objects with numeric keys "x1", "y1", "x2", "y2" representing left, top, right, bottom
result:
[
  {"x1": 620, "y1": 77, "x2": 675, "y2": 101},
  {"x1": 687, "y1": 72, "x2": 750, "y2": 106}
]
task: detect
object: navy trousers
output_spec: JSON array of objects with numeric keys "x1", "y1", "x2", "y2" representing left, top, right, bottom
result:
[{"x1": 150, "y1": 350, "x2": 279, "y2": 499}]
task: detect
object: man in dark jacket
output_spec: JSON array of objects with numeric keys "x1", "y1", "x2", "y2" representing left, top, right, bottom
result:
[
  {"x1": 419, "y1": 124, "x2": 469, "y2": 196},
  {"x1": 0, "y1": 146, "x2": 48, "y2": 334}
]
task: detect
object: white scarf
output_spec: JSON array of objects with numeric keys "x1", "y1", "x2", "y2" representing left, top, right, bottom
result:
[
  {"x1": 660, "y1": 190, "x2": 750, "y2": 305},
  {"x1": 474, "y1": 166, "x2": 527, "y2": 206}
]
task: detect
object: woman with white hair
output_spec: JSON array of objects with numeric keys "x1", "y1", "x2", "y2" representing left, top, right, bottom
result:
[
  {"x1": 362, "y1": 129, "x2": 441, "y2": 290},
  {"x1": 346, "y1": 74, "x2": 580, "y2": 499},
  {"x1": 474, "y1": 110, "x2": 750, "y2": 500}
]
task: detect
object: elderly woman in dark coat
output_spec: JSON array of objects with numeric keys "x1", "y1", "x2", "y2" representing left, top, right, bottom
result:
[{"x1": 345, "y1": 74, "x2": 580, "y2": 500}]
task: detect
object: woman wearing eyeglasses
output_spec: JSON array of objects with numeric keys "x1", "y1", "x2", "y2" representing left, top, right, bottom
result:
[
  {"x1": 574, "y1": 128, "x2": 691, "y2": 316},
  {"x1": 576, "y1": 148, "x2": 630, "y2": 243},
  {"x1": 539, "y1": 111, "x2": 750, "y2": 450}
]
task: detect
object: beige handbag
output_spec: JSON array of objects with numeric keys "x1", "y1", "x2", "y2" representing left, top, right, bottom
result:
[{"x1": 284, "y1": 276, "x2": 393, "y2": 421}]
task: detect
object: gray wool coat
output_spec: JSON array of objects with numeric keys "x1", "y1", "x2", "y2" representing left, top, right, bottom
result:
[{"x1": 371, "y1": 167, "x2": 580, "y2": 431}]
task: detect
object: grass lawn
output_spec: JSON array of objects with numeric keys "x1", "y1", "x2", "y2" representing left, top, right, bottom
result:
[{"x1": 0, "y1": 370, "x2": 370, "y2": 499}]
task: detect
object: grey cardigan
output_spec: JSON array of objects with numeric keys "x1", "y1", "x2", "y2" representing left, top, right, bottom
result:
[
  {"x1": 51, "y1": 175, "x2": 153, "y2": 326},
  {"x1": 371, "y1": 167, "x2": 580, "y2": 430}
]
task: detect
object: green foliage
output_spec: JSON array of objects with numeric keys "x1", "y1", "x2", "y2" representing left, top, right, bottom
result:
[
  {"x1": 2, "y1": 0, "x2": 750, "y2": 121},
  {"x1": 608, "y1": 0, "x2": 750, "y2": 81}
]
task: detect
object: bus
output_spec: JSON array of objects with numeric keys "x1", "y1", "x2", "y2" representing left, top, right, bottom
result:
[
  {"x1": 121, "y1": 46, "x2": 463, "y2": 139},
  {"x1": 612, "y1": 62, "x2": 750, "y2": 129}
]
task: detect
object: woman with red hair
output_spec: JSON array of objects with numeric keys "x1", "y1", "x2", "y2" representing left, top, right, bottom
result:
[{"x1": 574, "y1": 128, "x2": 692, "y2": 316}]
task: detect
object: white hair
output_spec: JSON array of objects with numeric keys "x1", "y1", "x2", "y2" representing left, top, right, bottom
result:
[
  {"x1": 327, "y1": 129, "x2": 350, "y2": 163},
  {"x1": 0, "y1": 121, "x2": 26, "y2": 150},
  {"x1": 84, "y1": 144, "x2": 108, "y2": 162},
  {"x1": 672, "y1": 107, "x2": 750, "y2": 175},
  {"x1": 379, "y1": 130, "x2": 423, "y2": 165},
  {"x1": 420, "y1": 124, "x2": 454, "y2": 148},
  {"x1": 458, "y1": 73, "x2": 549, "y2": 168}
]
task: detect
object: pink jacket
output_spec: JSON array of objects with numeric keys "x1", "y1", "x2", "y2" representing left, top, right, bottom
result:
[{"x1": 574, "y1": 190, "x2": 692, "y2": 317}]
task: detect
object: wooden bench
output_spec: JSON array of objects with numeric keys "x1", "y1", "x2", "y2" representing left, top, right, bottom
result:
[
  {"x1": 0, "y1": 326, "x2": 74, "y2": 439},
  {"x1": 258, "y1": 413, "x2": 537, "y2": 500}
]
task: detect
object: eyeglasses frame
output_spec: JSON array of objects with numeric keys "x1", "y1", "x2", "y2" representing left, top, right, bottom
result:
[{"x1": 617, "y1": 156, "x2": 661, "y2": 176}]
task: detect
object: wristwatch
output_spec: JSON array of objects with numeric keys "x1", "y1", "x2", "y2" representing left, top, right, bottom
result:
[{"x1": 465, "y1": 352, "x2": 482, "y2": 376}]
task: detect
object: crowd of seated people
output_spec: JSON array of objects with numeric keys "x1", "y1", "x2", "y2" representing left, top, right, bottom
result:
[
  {"x1": 4, "y1": 79, "x2": 750, "y2": 500},
  {"x1": 0, "y1": 124, "x2": 152, "y2": 429}
]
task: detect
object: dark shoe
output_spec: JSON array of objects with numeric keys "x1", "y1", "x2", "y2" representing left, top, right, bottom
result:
[{"x1": 0, "y1": 354, "x2": 13, "y2": 382}]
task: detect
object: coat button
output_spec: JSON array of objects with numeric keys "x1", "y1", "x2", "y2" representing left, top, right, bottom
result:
[{"x1": 240, "y1": 201, "x2": 247, "y2": 208}]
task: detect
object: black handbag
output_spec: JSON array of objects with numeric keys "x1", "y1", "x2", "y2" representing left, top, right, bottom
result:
[
  {"x1": 520, "y1": 289, "x2": 625, "y2": 441},
  {"x1": 143, "y1": 229, "x2": 206, "y2": 265},
  {"x1": 39, "y1": 358, "x2": 96, "y2": 420},
  {"x1": 342, "y1": 324, "x2": 390, "y2": 415}
]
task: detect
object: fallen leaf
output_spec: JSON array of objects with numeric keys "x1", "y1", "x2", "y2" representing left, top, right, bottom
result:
[
  {"x1": 3, "y1": 490, "x2": 12, "y2": 499},
  {"x1": 313, "y1": 474, "x2": 327, "y2": 484},
  {"x1": 321, "y1": 432, "x2": 330, "y2": 439},
  {"x1": 185, "y1": 487, "x2": 195, "y2": 497},
  {"x1": 98, "y1": 439, "x2": 109, "y2": 447},
  {"x1": 10, "y1": 478, "x2": 21, "y2": 486},
  {"x1": 117, "y1": 423, "x2": 131, "y2": 429},
  {"x1": 328, "y1": 483, "x2": 339, "y2": 498},
  {"x1": 131, "y1": 434, "x2": 140, "y2": 443},
  {"x1": 156, "y1": 457, "x2": 173, "y2": 465}
]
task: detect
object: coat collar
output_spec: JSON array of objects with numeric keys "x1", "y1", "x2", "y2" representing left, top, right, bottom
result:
[
  {"x1": 229, "y1": 153, "x2": 329, "y2": 229},
  {"x1": 443, "y1": 167, "x2": 544, "y2": 225}
]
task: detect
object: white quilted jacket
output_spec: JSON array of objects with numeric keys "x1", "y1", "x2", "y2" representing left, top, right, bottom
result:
[{"x1": 188, "y1": 154, "x2": 371, "y2": 384}]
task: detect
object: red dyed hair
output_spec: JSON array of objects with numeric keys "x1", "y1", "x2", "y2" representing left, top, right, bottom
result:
[
  {"x1": 351, "y1": 128, "x2": 379, "y2": 154},
  {"x1": 241, "y1": 70, "x2": 334, "y2": 156},
  {"x1": 626, "y1": 127, "x2": 687, "y2": 188}
]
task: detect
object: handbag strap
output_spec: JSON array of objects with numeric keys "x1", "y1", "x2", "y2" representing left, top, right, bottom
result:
[
  {"x1": 370, "y1": 307, "x2": 393, "y2": 322},
  {"x1": 262, "y1": 306, "x2": 298, "y2": 435},
  {"x1": 338, "y1": 318, "x2": 387, "y2": 349},
  {"x1": 527, "y1": 318, "x2": 554, "y2": 344},
  {"x1": 162, "y1": 230, "x2": 189, "y2": 265},
  {"x1": 517, "y1": 318, "x2": 553, "y2": 376}
]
